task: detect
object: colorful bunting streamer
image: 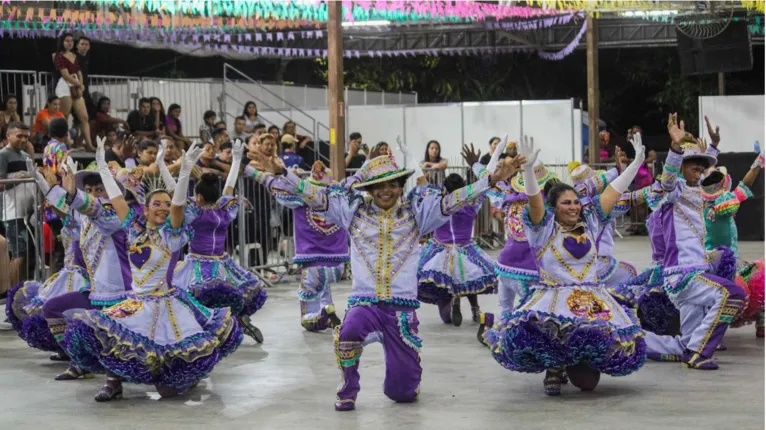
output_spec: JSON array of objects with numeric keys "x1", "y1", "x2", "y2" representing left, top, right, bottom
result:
[
  {"x1": 486, "y1": 12, "x2": 579, "y2": 31},
  {"x1": 537, "y1": 17, "x2": 588, "y2": 60},
  {"x1": 522, "y1": 0, "x2": 764, "y2": 14}
]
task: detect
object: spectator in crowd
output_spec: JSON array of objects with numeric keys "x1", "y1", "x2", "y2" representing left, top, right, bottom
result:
[
  {"x1": 279, "y1": 135, "x2": 305, "y2": 169},
  {"x1": 136, "y1": 139, "x2": 159, "y2": 168},
  {"x1": 43, "y1": 118, "x2": 74, "y2": 173},
  {"x1": 149, "y1": 96, "x2": 166, "y2": 136},
  {"x1": 165, "y1": 103, "x2": 193, "y2": 150},
  {"x1": 282, "y1": 120, "x2": 314, "y2": 165},
  {"x1": 344, "y1": 131, "x2": 366, "y2": 169},
  {"x1": 199, "y1": 110, "x2": 217, "y2": 144},
  {"x1": 268, "y1": 124, "x2": 280, "y2": 140},
  {"x1": 104, "y1": 128, "x2": 118, "y2": 150},
  {"x1": 0, "y1": 95, "x2": 21, "y2": 144},
  {"x1": 369, "y1": 141, "x2": 390, "y2": 159},
  {"x1": 104, "y1": 134, "x2": 137, "y2": 168},
  {"x1": 32, "y1": 96, "x2": 65, "y2": 151},
  {"x1": 160, "y1": 135, "x2": 180, "y2": 165},
  {"x1": 212, "y1": 127, "x2": 230, "y2": 151},
  {"x1": 197, "y1": 141, "x2": 226, "y2": 177},
  {"x1": 214, "y1": 121, "x2": 227, "y2": 130},
  {"x1": 217, "y1": 140, "x2": 233, "y2": 164},
  {"x1": 422, "y1": 140, "x2": 448, "y2": 170},
  {"x1": 0, "y1": 122, "x2": 36, "y2": 286},
  {"x1": 52, "y1": 33, "x2": 94, "y2": 152},
  {"x1": 75, "y1": 36, "x2": 96, "y2": 119},
  {"x1": 598, "y1": 130, "x2": 615, "y2": 163},
  {"x1": 232, "y1": 116, "x2": 251, "y2": 143},
  {"x1": 127, "y1": 97, "x2": 158, "y2": 138},
  {"x1": 479, "y1": 136, "x2": 513, "y2": 165},
  {"x1": 91, "y1": 96, "x2": 130, "y2": 142},
  {"x1": 242, "y1": 101, "x2": 262, "y2": 132}
]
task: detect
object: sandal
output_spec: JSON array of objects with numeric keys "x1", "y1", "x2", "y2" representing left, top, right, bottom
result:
[
  {"x1": 544, "y1": 368, "x2": 565, "y2": 396},
  {"x1": 55, "y1": 364, "x2": 94, "y2": 381},
  {"x1": 95, "y1": 377, "x2": 123, "y2": 402}
]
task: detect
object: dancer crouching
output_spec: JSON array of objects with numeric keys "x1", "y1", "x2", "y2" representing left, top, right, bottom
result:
[
  {"x1": 170, "y1": 140, "x2": 267, "y2": 343},
  {"x1": 483, "y1": 135, "x2": 647, "y2": 396},
  {"x1": 60, "y1": 140, "x2": 242, "y2": 401},
  {"x1": 249, "y1": 150, "x2": 521, "y2": 411}
]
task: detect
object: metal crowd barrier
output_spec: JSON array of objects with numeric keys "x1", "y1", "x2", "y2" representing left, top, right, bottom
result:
[{"x1": 0, "y1": 177, "x2": 44, "y2": 292}]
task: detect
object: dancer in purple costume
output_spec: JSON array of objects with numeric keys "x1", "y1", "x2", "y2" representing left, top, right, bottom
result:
[
  {"x1": 249, "y1": 148, "x2": 521, "y2": 411},
  {"x1": 61, "y1": 140, "x2": 242, "y2": 402},
  {"x1": 470, "y1": 139, "x2": 557, "y2": 345},
  {"x1": 416, "y1": 172, "x2": 497, "y2": 327},
  {"x1": 170, "y1": 140, "x2": 267, "y2": 343},
  {"x1": 5, "y1": 157, "x2": 90, "y2": 359},
  {"x1": 483, "y1": 135, "x2": 648, "y2": 396},
  {"x1": 643, "y1": 114, "x2": 746, "y2": 369},
  {"x1": 41, "y1": 156, "x2": 138, "y2": 381},
  {"x1": 255, "y1": 160, "x2": 348, "y2": 332}
]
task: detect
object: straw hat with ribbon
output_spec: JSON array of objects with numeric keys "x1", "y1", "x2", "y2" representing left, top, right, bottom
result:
[
  {"x1": 352, "y1": 154, "x2": 414, "y2": 191},
  {"x1": 511, "y1": 160, "x2": 556, "y2": 193}
]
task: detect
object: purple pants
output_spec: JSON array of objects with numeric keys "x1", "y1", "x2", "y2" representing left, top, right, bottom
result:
[
  {"x1": 334, "y1": 305, "x2": 422, "y2": 408},
  {"x1": 646, "y1": 272, "x2": 745, "y2": 358},
  {"x1": 42, "y1": 291, "x2": 94, "y2": 346}
]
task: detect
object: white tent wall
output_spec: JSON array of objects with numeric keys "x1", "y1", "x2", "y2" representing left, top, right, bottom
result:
[{"x1": 698, "y1": 95, "x2": 765, "y2": 153}]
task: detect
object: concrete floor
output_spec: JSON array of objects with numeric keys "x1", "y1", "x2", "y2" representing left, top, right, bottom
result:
[{"x1": 0, "y1": 237, "x2": 763, "y2": 430}]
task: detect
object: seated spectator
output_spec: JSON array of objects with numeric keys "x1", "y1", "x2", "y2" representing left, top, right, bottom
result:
[
  {"x1": 369, "y1": 141, "x2": 390, "y2": 158},
  {"x1": 212, "y1": 127, "x2": 230, "y2": 151},
  {"x1": 0, "y1": 95, "x2": 21, "y2": 144},
  {"x1": 104, "y1": 128, "x2": 118, "y2": 150},
  {"x1": 32, "y1": 96, "x2": 65, "y2": 152},
  {"x1": 43, "y1": 118, "x2": 74, "y2": 173},
  {"x1": 214, "y1": 120, "x2": 227, "y2": 130},
  {"x1": 344, "y1": 131, "x2": 366, "y2": 169},
  {"x1": 165, "y1": 103, "x2": 193, "y2": 150},
  {"x1": 160, "y1": 136, "x2": 180, "y2": 165},
  {"x1": 197, "y1": 141, "x2": 227, "y2": 177},
  {"x1": 149, "y1": 97, "x2": 166, "y2": 136},
  {"x1": 0, "y1": 122, "x2": 36, "y2": 285},
  {"x1": 279, "y1": 135, "x2": 305, "y2": 169},
  {"x1": 104, "y1": 133, "x2": 137, "y2": 168},
  {"x1": 127, "y1": 97, "x2": 158, "y2": 138},
  {"x1": 267, "y1": 124, "x2": 280, "y2": 140},
  {"x1": 217, "y1": 141, "x2": 233, "y2": 165},
  {"x1": 91, "y1": 96, "x2": 130, "y2": 142},
  {"x1": 242, "y1": 101, "x2": 263, "y2": 132},
  {"x1": 199, "y1": 110, "x2": 217, "y2": 144},
  {"x1": 422, "y1": 139, "x2": 448, "y2": 183},
  {"x1": 136, "y1": 139, "x2": 158, "y2": 168},
  {"x1": 232, "y1": 116, "x2": 252, "y2": 143}
]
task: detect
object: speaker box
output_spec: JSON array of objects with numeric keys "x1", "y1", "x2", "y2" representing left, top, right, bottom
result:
[{"x1": 677, "y1": 20, "x2": 753, "y2": 76}]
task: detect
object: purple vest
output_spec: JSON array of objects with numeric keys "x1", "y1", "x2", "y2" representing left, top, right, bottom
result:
[
  {"x1": 188, "y1": 206, "x2": 232, "y2": 256},
  {"x1": 433, "y1": 206, "x2": 477, "y2": 245},
  {"x1": 292, "y1": 205, "x2": 349, "y2": 265}
]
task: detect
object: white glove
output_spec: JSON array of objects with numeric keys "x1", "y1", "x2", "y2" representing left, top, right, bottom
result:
[
  {"x1": 224, "y1": 139, "x2": 245, "y2": 190},
  {"x1": 486, "y1": 134, "x2": 507, "y2": 173},
  {"x1": 397, "y1": 135, "x2": 424, "y2": 180},
  {"x1": 155, "y1": 140, "x2": 177, "y2": 190},
  {"x1": 518, "y1": 135, "x2": 541, "y2": 196},
  {"x1": 172, "y1": 142, "x2": 204, "y2": 206},
  {"x1": 610, "y1": 132, "x2": 646, "y2": 194},
  {"x1": 95, "y1": 136, "x2": 122, "y2": 199},
  {"x1": 26, "y1": 158, "x2": 50, "y2": 195},
  {"x1": 65, "y1": 156, "x2": 78, "y2": 174}
]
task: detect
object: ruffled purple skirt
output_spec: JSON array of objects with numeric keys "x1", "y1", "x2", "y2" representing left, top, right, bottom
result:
[
  {"x1": 174, "y1": 253, "x2": 267, "y2": 317},
  {"x1": 417, "y1": 240, "x2": 497, "y2": 304},
  {"x1": 62, "y1": 288, "x2": 243, "y2": 389},
  {"x1": 484, "y1": 285, "x2": 646, "y2": 376}
]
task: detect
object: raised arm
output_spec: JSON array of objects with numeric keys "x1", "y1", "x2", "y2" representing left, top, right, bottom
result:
[
  {"x1": 170, "y1": 142, "x2": 204, "y2": 230},
  {"x1": 659, "y1": 113, "x2": 688, "y2": 203},
  {"x1": 518, "y1": 136, "x2": 545, "y2": 225},
  {"x1": 222, "y1": 139, "x2": 245, "y2": 196},
  {"x1": 247, "y1": 154, "x2": 355, "y2": 229},
  {"x1": 94, "y1": 136, "x2": 131, "y2": 223},
  {"x1": 155, "y1": 139, "x2": 177, "y2": 191},
  {"x1": 398, "y1": 135, "x2": 427, "y2": 186},
  {"x1": 599, "y1": 132, "x2": 646, "y2": 216},
  {"x1": 742, "y1": 149, "x2": 764, "y2": 190}
]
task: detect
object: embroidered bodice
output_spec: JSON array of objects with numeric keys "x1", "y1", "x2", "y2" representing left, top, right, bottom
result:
[
  {"x1": 704, "y1": 181, "x2": 752, "y2": 256},
  {"x1": 523, "y1": 200, "x2": 610, "y2": 287}
]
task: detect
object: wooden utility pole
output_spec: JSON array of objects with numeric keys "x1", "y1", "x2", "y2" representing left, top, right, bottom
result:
[
  {"x1": 327, "y1": 1, "x2": 346, "y2": 181},
  {"x1": 718, "y1": 72, "x2": 726, "y2": 95},
  {"x1": 586, "y1": 14, "x2": 599, "y2": 166}
]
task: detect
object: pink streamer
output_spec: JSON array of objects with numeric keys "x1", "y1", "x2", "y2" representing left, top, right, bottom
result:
[{"x1": 537, "y1": 18, "x2": 587, "y2": 61}]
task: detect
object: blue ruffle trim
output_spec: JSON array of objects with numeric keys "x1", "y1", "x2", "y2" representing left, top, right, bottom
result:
[
  {"x1": 90, "y1": 298, "x2": 126, "y2": 308},
  {"x1": 292, "y1": 255, "x2": 350, "y2": 265},
  {"x1": 119, "y1": 207, "x2": 136, "y2": 230},
  {"x1": 521, "y1": 206, "x2": 552, "y2": 229}
]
